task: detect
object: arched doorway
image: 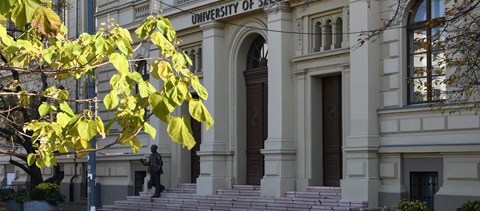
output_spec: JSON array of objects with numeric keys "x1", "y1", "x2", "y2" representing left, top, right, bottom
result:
[{"x1": 244, "y1": 35, "x2": 268, "y2": 185}]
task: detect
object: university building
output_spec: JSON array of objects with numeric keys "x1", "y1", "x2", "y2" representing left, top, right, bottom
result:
[{"x1": 1, "y1": 0, "x2": 479, "y2": 210}]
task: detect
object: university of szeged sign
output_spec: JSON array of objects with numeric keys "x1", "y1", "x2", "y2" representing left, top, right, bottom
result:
[{"x1": 191, "y1": 0, "x2": 282, "y2": 25}]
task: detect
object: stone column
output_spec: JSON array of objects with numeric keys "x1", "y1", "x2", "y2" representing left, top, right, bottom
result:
[
  {"x1": 196, "y1": 21, "x2": 231, "y2": 195},
  {"x1": 261, "y1": 3, "x2": 296, "y2": 197},
  {"x1": 341, "y1": 0, "x2": 381, "y2": 206}
]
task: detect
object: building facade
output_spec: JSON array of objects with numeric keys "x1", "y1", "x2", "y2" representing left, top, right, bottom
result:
[{"x1": 1, "y1": 0, "x2": 479, "y2": 210}]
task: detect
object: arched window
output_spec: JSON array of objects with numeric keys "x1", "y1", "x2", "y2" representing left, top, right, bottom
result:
[
  {"x1": 189, "y1": 49, "x2": 196, "y2": 73},
  {"x1": 197, "y1": 47, "x2": 203, "y2": 73},
  {"x1": 135, "y1": 59, "x2": 148, "y2": 94},
  {"x1": 314, "y1": 22, "x2": 322, "y2": 52},
  {"x1": 136, "y1": 59, "x2": 149, "y2": 81},
  {"x1": 407, "y1": 0, "x2": 446, "y2": 104},
  {"x1": 247, "y1": 35, "x2": 268, "y2": 69},
  {"x1": 335, "y1": 18, "x2": 343, "y2": 49},
  {"x1": 324, "y1": 20, "x2": 332, "y2": 51}
]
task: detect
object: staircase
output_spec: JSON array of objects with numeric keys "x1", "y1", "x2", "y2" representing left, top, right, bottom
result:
[{"x1": 100, "y1": 184, "x2": 380, "y2": 211}]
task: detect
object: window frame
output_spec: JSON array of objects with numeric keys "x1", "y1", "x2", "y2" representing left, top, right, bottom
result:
[{"x1": 406, "y1": 0, "x2": 446, "y2": 104}]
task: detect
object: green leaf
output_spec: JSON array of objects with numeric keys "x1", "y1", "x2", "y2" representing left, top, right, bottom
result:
[
  {"x1": 143, "y1": 121, "x2": 156, "y2": 139},
  {"x1": 167, "y1": 116, "x2": 196, "y2": 150},
  {"x1": 191, "y1": 76, "x2": 208, "y2": 100},
  {"x1": 59, "y1": 102, "x2": 74, "y2": 116},
  {"x1": 27, "y1": 153, "x2": 36, "y2": 166},
  {"x1": 104, "y1": 90, "x2": 119, "y2": 110},
  {"x1": 38, "y1": 102, "x2": 50, "y2": 117},
  {"x1": 108, "y1": 53, "x2": 129, "y2": 75},
  {"x1": 189, "y1": 99, "x2": 214, "y2": 130},
  {"x1": 31, "y1": 6, "x2": 61, "y2": 37}
]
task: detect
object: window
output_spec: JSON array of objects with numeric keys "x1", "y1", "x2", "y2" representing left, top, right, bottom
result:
[
  {"x1": 335, "y1": 18, "x2": 343, "y2": 49},
  {"x1": 247, "y1": 35, "x2": 268, "y2": 69},
  {"x1": 407, "y1": 0, "x2": 446, "y2": 104},
  {"x1": 314, "y1": 22, "x2": 322, "y2": 52}
]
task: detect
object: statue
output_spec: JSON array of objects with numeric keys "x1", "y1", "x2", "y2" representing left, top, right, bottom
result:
[{"x1": 140, "y1": 145, "x2": 165, "y2": 198}]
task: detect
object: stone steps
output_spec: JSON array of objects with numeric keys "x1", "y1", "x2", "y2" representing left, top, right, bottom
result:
[{"x1": 100, "y1": 184, "x2": 378, "y2": 211}]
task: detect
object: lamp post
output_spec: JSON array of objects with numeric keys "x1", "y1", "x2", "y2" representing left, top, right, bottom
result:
[{"x1": 87, "y1": 0, "x2": 97, "y2": 210}]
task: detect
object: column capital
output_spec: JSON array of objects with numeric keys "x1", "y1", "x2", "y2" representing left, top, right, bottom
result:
[
  {"x1": 199, "y1": 21, "x2": 225, "y2": 31},
  {"x1": 264, "y1": 2, "x2": 292, "y2": 17}
]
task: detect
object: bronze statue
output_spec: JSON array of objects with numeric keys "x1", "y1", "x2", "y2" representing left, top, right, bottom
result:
[{"x1": 140, "y1": 145, "x2": 165, "y2": 198}]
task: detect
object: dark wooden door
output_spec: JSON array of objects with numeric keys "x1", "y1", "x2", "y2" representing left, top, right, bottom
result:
[
  {"x1": 244, "y1": 68, "x2": 268, "y2": 185},
  {"x1": 134, "y1": 171, "x2": 146, "y2": 196},
  {"x1": 190, "y1": 116, "x2": 201, "y2": 183},
  {"x1": 322, "y1": 75, "x2": 342, "y2": 187}
]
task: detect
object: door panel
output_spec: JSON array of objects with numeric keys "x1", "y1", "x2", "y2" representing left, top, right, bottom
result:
[
  {"x1": 190, "y1": 117, "x2": 201, "y2": 183},
  {"x1": 322, "y1": 75, "x2": 342, "y2": 187},
  {"x1": 244, "y1": 68, "x2": 267, "y2": 185}
]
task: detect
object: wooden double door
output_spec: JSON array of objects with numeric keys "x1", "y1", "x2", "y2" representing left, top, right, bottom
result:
[
  {"x1": 244, "y1": 68, "x2": 268, "y2": 185},
  {"x1": 322, "y1": 75, "x2": 343, "y2": 187}
]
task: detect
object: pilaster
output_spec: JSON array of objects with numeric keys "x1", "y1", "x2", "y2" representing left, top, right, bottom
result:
[
  {"x1": 342, "y1": 0, "x2": 381, "y2": 206},
  {"x1": 196, "y1": 21, "x2": 231, "y2": 195},
  {"x1": 261, "y1": 3, "x2": 296, "y2": 197}
]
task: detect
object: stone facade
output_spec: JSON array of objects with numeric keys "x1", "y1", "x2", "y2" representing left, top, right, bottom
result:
[{"x1": 1, "y1": 0, "x2": 479, "y2": 210}]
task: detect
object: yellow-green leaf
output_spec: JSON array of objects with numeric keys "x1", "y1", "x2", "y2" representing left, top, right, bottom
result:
[
  {"x1": 18, "y1": 90, "x2": 30, "y2": 108},
  {"x1": 143, "y1": 121, "x2": 156, "y2": 139},
  {"x1": 95, "y1": 117, "x2": 106, "y2": 139},
  {"x1": 129, "y1": 137, "x2": 141, "y2": 154},
  {"x1": 149, "y1": 92, "x2": 173, "y2": 123},
  {"x1": 35, "y1": 157, "x2": 45, "y2": 168},
  {"x1": 104, "y1": 90, "x2": 119, "y2": 110},
  {"x1": 189, "y1": 99, "x2": 214, "y2": 130},
  {"x1": 38, "y1": 102, "x2": 50, "y2": 117},
  {"x1": 167, "y1": 116, "x2": 196, "y2": 150},
  {"x1": 80, "y1": 138, "x2": 89, "y2": 149},
  {"x1": 56, "y1": 112, "x2": 71, "y2": 128},
  {"x1": 27, "y1": 153, "x2": 36, "y2": 166},
  {"x1": 151, "y1": 60, "x2": 173, "y2": 81},
  {"x1": 77, "y1": 119, "x2": 97, "y2": 141},
  {"x1": 138, "y1": 81, "x2": 156, "y2": 98},
  {"x1": 108, "y1": 53, "x2": 129, "y2": 75},
  {"x1": 191, "y1": 76, "x2": 208, "y2": 100},
  {"x1": 59, "y1": 101, "x2": 74, "y2": 116},
  {"x1": 105, "y1": 118, "x2": 116, "y2": 136}
]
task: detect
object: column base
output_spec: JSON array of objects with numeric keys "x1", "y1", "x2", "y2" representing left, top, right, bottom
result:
[
  {"x1": 378, "y1": 184, "x2": 407, "y2": 209},
  {"x1": 261, "y1": 176, "x2": 296, "y2": 197},
  {"x1": 341, "y1": 178, "x2": 381, "y2": 207},
  {"x1": 196, "y1": 175, "x2": 232, "y2": 195},
  {"x1": 434, "y1": 185, "x2": 480, "y2": 211}
]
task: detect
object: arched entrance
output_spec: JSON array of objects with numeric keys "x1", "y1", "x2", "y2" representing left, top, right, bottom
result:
[{"x1": 244, "y1": 35, "x2": 268, "y2": 185}]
